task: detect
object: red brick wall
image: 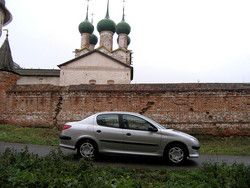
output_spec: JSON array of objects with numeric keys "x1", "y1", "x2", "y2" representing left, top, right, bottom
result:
[
  {"x1": 0, "y1": 71, "x2": 20, "y2": 123},
  {"x1": 1, "y1": 83, "x2": 250, "y2": 136}
]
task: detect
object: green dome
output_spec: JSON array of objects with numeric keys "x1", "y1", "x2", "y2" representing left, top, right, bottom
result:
[
  {"x1": 78, "y1": 20, "x2": 94, "y2": 34},
  {"x1": 116, "y1": 21, "x2": 131, "y2": 35},
  {"x1": 97, "y1": 18, "x2": 116, "y2": 33},
  {"x1": 127, "y1": 36, "x2": 131, "y2": 46},
  {"x1": 90, "y1": 34, "x2": 98, "y2": 45}
]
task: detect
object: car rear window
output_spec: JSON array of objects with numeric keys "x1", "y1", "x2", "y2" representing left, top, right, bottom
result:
[{"x1": 96, "y1": 114, "x2": 119, "y2": 128}]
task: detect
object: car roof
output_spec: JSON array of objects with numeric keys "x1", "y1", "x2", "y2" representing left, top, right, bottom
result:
[{"x1": 95, "y1": 111, "x2": 141, "y2": 116}]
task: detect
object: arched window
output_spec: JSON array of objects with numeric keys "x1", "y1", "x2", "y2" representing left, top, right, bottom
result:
[
  {"x1": 107, "y1": 80, "x2": 115, "y2": 85},
  {"x1": 89, "y1": 80, "x2": 96, "y2": 85}
]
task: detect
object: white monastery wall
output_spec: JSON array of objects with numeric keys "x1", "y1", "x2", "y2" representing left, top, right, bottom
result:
[
  {"x1": 60, "y1": 53, "x2": 131, "y2": 86},
  {"x1": 17, "y1": 76, "x2": 60, "y2": 85}
]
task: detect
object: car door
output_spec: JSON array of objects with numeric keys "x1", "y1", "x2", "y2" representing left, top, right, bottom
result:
[
  {"x1": 121, "y1": 114, "x2": 162, "y2": 154},
  {"x1": 94, "y1": 114, "x2": 124, "y2": 153}
]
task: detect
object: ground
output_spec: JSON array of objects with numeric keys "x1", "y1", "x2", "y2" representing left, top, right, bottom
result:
[
  {"x1": 1, "y1": 124, "x2": 250, "y2": 155},
  {"x1": 0, "y1": 124, "x2": 250, "y2": 187}
]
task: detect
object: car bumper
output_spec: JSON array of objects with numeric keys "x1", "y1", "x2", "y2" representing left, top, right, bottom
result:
[
  {"x1": 59, "y1": 134, "x2": 76, "y2": 150},
  {"x1": 59, "y1": 143, "x2": 75, "y2": 150},
  {"x1": 188, "y1": 145, "x2": 200, "y2": 158},
  {"x1": 189, "y1": 153, "x2": 199, "y2": 158},
  {"x1": 59, "y1": 135, "x2": 71, "y2": 140}
]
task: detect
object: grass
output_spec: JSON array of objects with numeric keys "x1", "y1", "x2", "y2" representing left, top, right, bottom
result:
[
  {"x1": 197, "y1": 135, "x2": 250, "y2": 156},
  {"x1": 0, "y1": 124, "x2": 250, "y2": 155},
  {"x1": 0, "y1": 124, "x2": 59, "y2": 146},
  {"x1": 1, "y1": 148, "x2": 250, "y2": 187}
]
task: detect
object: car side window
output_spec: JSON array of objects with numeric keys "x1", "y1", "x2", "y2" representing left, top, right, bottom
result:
[
  {"x1": 97, "y1": 114, "x2": 120, "y2": 128},
  {"x1": 122, "y1": 115, "x2": 154, "y2": 131}
]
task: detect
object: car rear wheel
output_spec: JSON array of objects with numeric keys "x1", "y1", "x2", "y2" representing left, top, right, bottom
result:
[
  {"x1": 165, "y1": 143, "x2": 187, "y2": 165},
  {"x1": 77, "y1": 140, "x2": 97, "y2": 159}
]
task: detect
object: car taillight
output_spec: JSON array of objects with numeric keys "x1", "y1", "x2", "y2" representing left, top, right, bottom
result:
[{"x1": 62, "y1": 125, "x2": 72, "y2": 130}]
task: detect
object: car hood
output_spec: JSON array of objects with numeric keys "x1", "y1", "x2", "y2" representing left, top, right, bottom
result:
[{"x1": 161, "y1": 129, "x2": 198, "y2": 142}]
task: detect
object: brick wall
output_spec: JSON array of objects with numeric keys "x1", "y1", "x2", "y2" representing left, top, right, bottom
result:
[
  {"x1": 0, "y1": 71, "x2": 20, "y2": 122},
  {"x1": 1, "y1": 83, "x2": 249, "y2": 136}
]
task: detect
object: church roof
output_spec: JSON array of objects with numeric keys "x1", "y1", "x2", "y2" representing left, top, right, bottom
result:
[
  {"x1": 15, "y1": 69, "x2": 60, "y2": 77},
  {"x1": 58, "y1": 49, "x2": 132, "y2": 69},
  {"x1": 0, "y1": 35, "x2": 15, "y2": 72}
]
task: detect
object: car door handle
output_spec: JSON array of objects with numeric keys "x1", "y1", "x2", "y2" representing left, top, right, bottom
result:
[
  {"x1": 126, "y1": 133, "x2": 132, "y2": 136},
  {"x1": 96, "y1": 130, "x2": 101, "y2": 133}
]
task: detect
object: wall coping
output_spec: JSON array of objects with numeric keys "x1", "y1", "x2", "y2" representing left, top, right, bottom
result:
[{"x1": 8, "y1": 83, "x2": 250, "y2": 93}]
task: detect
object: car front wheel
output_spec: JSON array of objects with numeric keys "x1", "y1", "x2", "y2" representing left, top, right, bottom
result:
[
  {"x1": 165, "y1": 144, "x2": 187, "y2": 165},
  {"x1": 77, "y1": 140, "x2": 97, "y2": 159}
]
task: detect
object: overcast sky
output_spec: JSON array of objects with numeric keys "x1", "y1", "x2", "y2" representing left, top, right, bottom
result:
[{"x1": 1, "y1": 0, "x2": 250, "y2": 83}]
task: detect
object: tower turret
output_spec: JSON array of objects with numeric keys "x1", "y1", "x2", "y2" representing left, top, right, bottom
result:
[
  {"x1": 97, "y1": 0, "x2": 116, "y2": 51},
  {"x1": 0, "y1": 0, "x2": 12, "y2": 37},
  {"x1": 116, "y1": 1, "x2": 131, "y2": 49},
  {"x1": 78, "y1": 0, "x2": 94, "y2": 49},
  {"x1": 0, "y1": 32, "x2": 14, "y2": 71},
  {"x1": 89, "y1": 13, "x2": 98, "y2": 50},
  {"x1": 89, "y1": 33, "x2": 98, "y2": 50}
]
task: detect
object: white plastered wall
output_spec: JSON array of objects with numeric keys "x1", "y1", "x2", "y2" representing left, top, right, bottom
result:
[
  {"x1": 60, "y1": 52, "x2": 131, "y2": 86},
  {"x1": 17, "y1": 76, "x2": 60, "y2": 85}
]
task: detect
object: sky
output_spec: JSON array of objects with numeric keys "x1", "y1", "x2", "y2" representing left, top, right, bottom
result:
[{"x1": 1, "y1": 0, "x2": 250, "y2": 83}]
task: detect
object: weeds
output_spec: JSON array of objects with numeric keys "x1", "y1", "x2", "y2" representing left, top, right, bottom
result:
[{"x1": 0, "y1": 149, "x2": 249, "y2": 187}]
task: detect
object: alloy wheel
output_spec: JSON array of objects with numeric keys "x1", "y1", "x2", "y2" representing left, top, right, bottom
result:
[
  {"x1": 79, "y1": 142, "x2": 95, "y2": 158},
  {"x1": 168, "y1": 146, "x2": 184, "y2": 164}
]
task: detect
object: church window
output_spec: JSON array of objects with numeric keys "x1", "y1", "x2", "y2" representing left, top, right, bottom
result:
[
  {"x1": 89, "y1": 80, "x2": 96, "y2": 85},
  {"x1": 107, "y1": 80, "x2": 115, "y2": 85}
]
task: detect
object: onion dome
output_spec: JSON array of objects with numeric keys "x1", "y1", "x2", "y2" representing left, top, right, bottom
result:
[
  {"x1": 78, "y1": 19, "x2": 94, "y2": 34},
  {"x1": 0, "y1": 0, "x2": 12, "y2": 25},
  {"x1": 97, "y1": 19, "x2": 116, "y2": 33},
  {"x1": 116, "y1": 7, "x2": 131, "y2": 35},
  {"x1": 97, "y1": 0, "x2": 116, "y2": 33},
  {"x1": 90, "y1": 34, "x2": 98, "y2": 45},
  {"x1": 116, "y1": 20, "x2": 131, "y2": 35},
  {"x1": 127, "y1": 36, "x2": 131, "y2": 46},
  {"x1": 78, "y1": 2, "x2": 94, "y2": 34},
  {"x1": 0, "y1": 0, "x2": 5, "y2": 6}
]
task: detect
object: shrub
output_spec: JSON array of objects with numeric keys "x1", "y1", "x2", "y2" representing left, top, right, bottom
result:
[{"x1": 0, "y1": 149, "x2": 249, "y2": 187}]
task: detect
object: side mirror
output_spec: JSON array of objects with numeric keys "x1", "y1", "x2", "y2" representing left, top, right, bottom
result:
[{"x1": 148, "y1": 127, "x2": 158, "y2": 132}]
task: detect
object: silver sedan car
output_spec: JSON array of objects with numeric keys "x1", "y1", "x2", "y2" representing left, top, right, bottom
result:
[{"x1": 59, "y1": 112, "x2": 200, "y2": 164}]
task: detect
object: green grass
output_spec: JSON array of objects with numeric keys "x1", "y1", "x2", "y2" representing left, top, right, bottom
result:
[
  {"x1": 1, "y1": 149, "x2": 250, "y2": 187},
  {"x1": 197, "y1": 135, "x2": 250, "y2": 156},
  {"x1": 0, "y1": 124, "x2": 250, "y2": 155},
  {"x1": 0, "y1": 124, "x2": 59, "y2": 146}
]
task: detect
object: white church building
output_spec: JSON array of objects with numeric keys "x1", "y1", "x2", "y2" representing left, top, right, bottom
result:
[{"x1": 0, "y1": 0, "x2": 133, "y2": 86}]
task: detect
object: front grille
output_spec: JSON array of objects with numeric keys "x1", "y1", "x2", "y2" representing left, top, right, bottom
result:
[
  {"x1": 192, "y1": 146, "x2": 200, "y2": 150},
  {"x1": 59, "y1": 135, "x2": 71, "y2": 140}
]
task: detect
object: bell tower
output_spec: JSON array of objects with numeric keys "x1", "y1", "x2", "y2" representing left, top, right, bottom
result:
[{"x1": 116, "y1": 0, "x2": 131, "y2": 49}]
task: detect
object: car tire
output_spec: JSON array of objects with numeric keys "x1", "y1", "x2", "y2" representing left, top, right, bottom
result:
[
  {"x1": 77, "y1": 140, "x2": 98, "y2": 159},
  {"x1": 165, "y1": 143, "x2": 187, "y2": 165}
]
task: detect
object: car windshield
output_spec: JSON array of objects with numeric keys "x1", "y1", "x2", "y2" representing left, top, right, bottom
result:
[{"x1": 139, "y1": 114, "x2": 167, "y2": 129}]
